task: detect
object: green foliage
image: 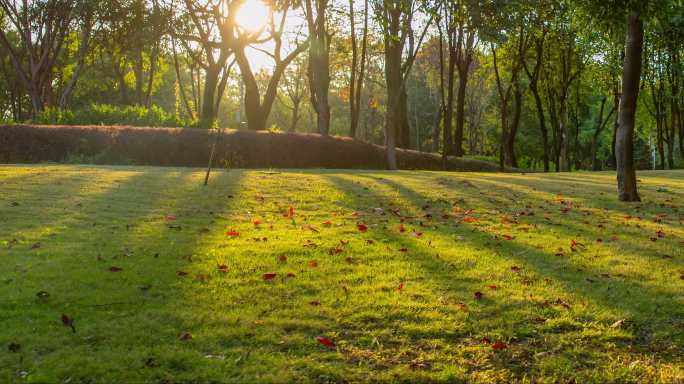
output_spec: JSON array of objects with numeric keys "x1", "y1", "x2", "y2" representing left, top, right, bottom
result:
[{"x1": 35, "y1": 104, "x2": 196, "y2": 128}]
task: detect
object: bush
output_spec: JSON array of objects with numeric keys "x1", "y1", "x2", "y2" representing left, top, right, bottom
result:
[
  {"x1": 35, "y1": 104, "x2": 196, "y2": 128},
  {"x1": 0, "y1": 124, "x2": 510, "y2": 171}
]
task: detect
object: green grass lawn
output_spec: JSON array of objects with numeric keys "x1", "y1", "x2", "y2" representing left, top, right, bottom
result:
[{"x1": 1, "y1": 165, "x2": 683, "y2": 383}]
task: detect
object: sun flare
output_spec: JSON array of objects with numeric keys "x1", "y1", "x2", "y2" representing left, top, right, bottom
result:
[{"x1": 235, "y1": 0, "x2": 271, "y2": 32}]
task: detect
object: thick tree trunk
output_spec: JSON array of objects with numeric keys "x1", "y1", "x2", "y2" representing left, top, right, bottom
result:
[
  {"x1": 306, "y1": 0, "x2": 331, "y2": 136},
  {"x1": 28, "y1": 88, "x2": 44, "y2": 117},
  {"x1": 616, "y1": 12, "x2": 643, "y2": 202},
  {"x1": 200, "y1": 64, "x2": 221, "y2": 126}
]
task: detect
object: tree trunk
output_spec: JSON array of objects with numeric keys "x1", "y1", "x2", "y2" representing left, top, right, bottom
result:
[
  {"x1": 443, "y1": 54, "x2": 456, "y2": 156},
  {"x1": 559, "y1": 96, "x2": 570, "y2": 171},
  {"x1": 200, "y1": 64, "x2": 221, "y2": 126},
  {"x1": 432, "y1": 102, "x2": 441, "y2": 153},
  {"x1": 454, "y1": 70, "x2": 468, "y2": 157},
  {"x1": 59, "y1": 19, "x2": 92, "y2": 110},
  {"x1": 396, "y1": 87, "x2": 411, "y2": 148},
  {"x1": 616, "y1": 12, "x2": 642, "y2": 202},
  {"x1": 531, "y1": 85, "x2": 550, "y2": 171},
  {"x1": 505, "y1": 82, "x2": 522, "y2": 168},
  {"x1": 591, "y1": 97, "x2": 607, "y2": 171},
  {"x1": 305, "y1": 0, "x2": 331, "y2": 136}
]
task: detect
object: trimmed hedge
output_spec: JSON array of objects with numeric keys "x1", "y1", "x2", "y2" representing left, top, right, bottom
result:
[{"x1": 0, "y1": 124, "x2": 509, "y2": 171}]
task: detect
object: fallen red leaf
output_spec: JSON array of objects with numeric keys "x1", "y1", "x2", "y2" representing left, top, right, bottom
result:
[
  {"x1": 463, "y1": 216, "x2": 477, "y2": 223},
  {"x1": 491, "y1": 341, "x2": 508, "y2": 351},
  {"x1": 217, "y1": 264, "x2": 228, "y2": 273},
  {"x1": 253, "y1": 219, "x2": 262, "y2": 226},
  {"x1": 288, "y1": 206, "x2": 295, "y2": 218},
  {"x1": 481, "y1": 337, "x2": 490, "y2": 344},
  {"x1": 412, "y1": 232, "x2": 423, "y2": 238},
  {"x1": 486, "y1": 284, "x2": 498, "y2": 290},
  {"x1": 308, "y1": 260, "x2": 318, "y2": 268},
  {"x1": 322, "y1": 221, "x2": 332, "y2": 226},
  {"x1": 61, "y1": 314, "x2": 75, "y2": 333},
  {"x1": 316, "y1": 336, "x2": 334, "y2": 348},
  {"x1": 399, "y1": 224, "x2": 406, "y2": 233},
  {"x1": 397, "y1": 282, "x2": 405, "y2": 291},
  {"x1": 263, "y1": 273, "x2": 277, "y2": 280},
  {"x1": 357, "y1": 223, "x2": 368, "y2": 232},
  {"x1": 502, "y1": 234, "x2": 514, "y2": 241},
  {"x1": 226, "y1": 229, "x2": 240, "y2": 237}
]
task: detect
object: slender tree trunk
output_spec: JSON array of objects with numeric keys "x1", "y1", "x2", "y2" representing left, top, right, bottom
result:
[
  {"x1": 559, "y1": 95, "x2": 570, "y2": 171},
  {"x1": 592, "y1": 97, "x2": 607, "y2": 171},
  {"x1": 59, "y1": 19, "x2": 92, "y2": 110},
  {"x1": 172, "y1": 41, "x2": 194, "y2": 120},
  {"x1": 396, "y1": 87, "x2": 411, "y2": 148},
  {"x1": 506, "y1": 82, "x2": 522, "y2": 168},
  {"x1": 454, "y1": 69, "x2": 468, "y2": 157},
  {"x1": 432, "y1": 96, "x2": 441, "y2": 153},
  {"x1": 145, "y1": 43, "x2": 159, "y2": 108},
  {"x1": 443, "y1": 53, "x2": 456, "y2": 155},
  {"x1": 616, "y1": 12, "x2": 643, "y2": 202},
  {"x1": 350, "y1": 0, "x2": 368, "y2": 138},
  {"x1": 530, "y1": 85, "x2": 549, "y2": 171}
]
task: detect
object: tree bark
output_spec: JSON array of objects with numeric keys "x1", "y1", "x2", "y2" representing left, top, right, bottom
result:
[
  {"x1": 305, "y1": 0, "x2": 331, "y2": 136},
  {"x1": 615, "y1": 12, "x2": 643, "y2": 202}
]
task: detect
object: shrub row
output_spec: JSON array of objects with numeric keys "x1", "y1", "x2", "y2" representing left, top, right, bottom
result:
[
  {"x1": 0, "y1": 124, "x2": 507, "y2": 171},
  {"x1": 36, "y1": 104, "x2": 195, "y2": 128}
]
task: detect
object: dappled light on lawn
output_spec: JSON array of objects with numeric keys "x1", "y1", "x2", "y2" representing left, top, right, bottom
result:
[{"x1": 1, "y1": 166, "x2": 683, "y2": 382}]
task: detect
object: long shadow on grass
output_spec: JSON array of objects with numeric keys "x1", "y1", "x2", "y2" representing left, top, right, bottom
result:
[
  {"x1": 353, "y1": 173, "x2": 684, "y2": 352},
  {"x1": 456, "y1": 174, "x2": 684, "y2": 267},
  {"x1": 321, "y1": 174, "x2": 566, "y2": 380},
  {"x1": 0, "y1": 167, "x2": 245, "y2": 383}
]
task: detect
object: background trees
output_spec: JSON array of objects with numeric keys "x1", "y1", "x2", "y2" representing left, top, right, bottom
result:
[{"x1": 1, "y1": 0, "x2": 683, "y2": 193}]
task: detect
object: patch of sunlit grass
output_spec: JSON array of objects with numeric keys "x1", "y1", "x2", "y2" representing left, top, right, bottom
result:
[{"x1": 0, "y1": 165, "x2": 682, "y2": 382}]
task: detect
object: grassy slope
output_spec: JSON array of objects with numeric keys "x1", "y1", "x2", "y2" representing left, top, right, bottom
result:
[{"x1": 0, "y1": 165, "x2": 683, "y2": 383}]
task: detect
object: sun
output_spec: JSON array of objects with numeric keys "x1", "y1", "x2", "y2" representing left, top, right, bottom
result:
[{"x1": 235, "y1": 0, "x2": 271, "y2": 32}]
